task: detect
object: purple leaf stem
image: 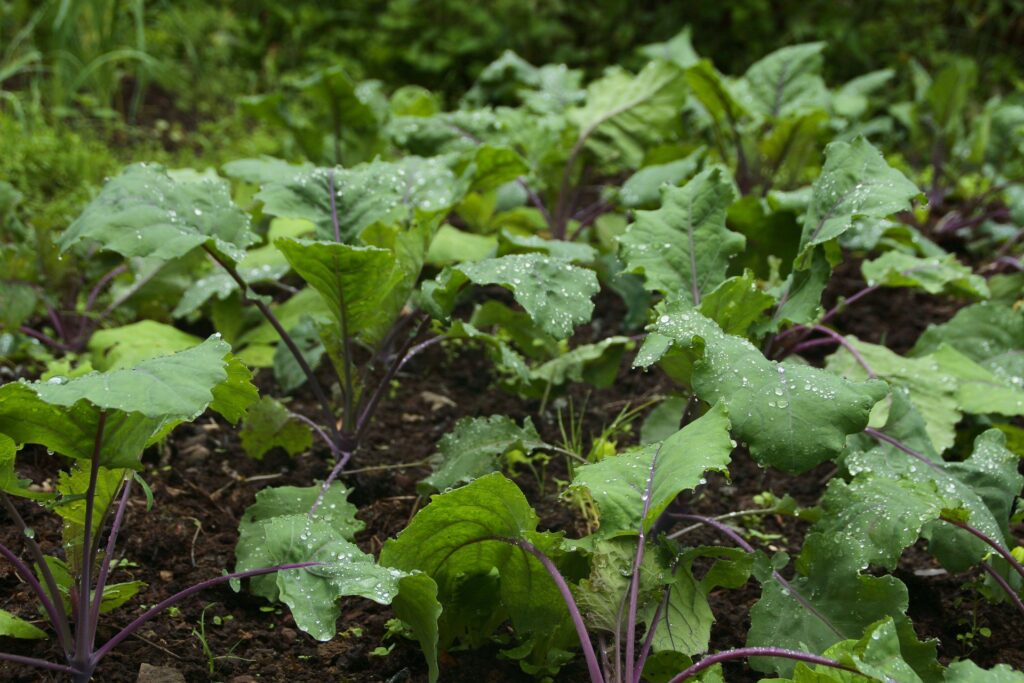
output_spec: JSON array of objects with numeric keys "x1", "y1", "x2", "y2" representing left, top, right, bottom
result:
[
  {"x1": 17, "y1": 325, "x2": 75, "y2": 352},
  {"x1": 625, "y1": 446, "x2": 661, "y2": 683},
  {"x1": 936, "y1": 206, "x2": 1011, "y2": 234},
  {"x1": 0, "y1": 651, "x2": 77, "y2": 675},
  {"x1": 396, "y1": 335, "x2": 445, "y2": 373},
  {"x1": 84, "y1": 264, "x2": 129, "y2": 313},
  {"x1": 353, "y1": 313, "x2": 417, "y2": 401},
  {"x1": 675, "y1": 514, "x2": 844, "y2": 640},
  {"x1": 928, "y1": 141, "x2": 946, "y2": 214},
  {"x1": 354, "y1": 315, "x2": 431, "y2": 443},
  {"x1": 994, "y1": 225, "x2": 1023, "y2": 257},
  {"x1": 505, "y1": 538, "x2": 604, "y2": 683},
  {"x1": 980, "y1": 561, "x2": 1024, "y2": 619},
  {"x1": 291, "y1": 413, "x2": 340, "y2": 459},
  {"x1": 0, "y1": 541, "x2": 68, "y2": 652},
  {"x1": 567, "y1": 201, "x2": 615, "y2": 242},
  {"x1": 202, "y1": 245, "x2": 338, "y2": 437},
  {"x1": 995, "y1": 255, "x2": 1022, "y2": 271},
  {"x1": 98, "y1": 264, "x2": 161, "y2": 320},
  {"x1": 940, "y1": 518, "x2": 1024, "y2": 582},
  {"x1": 632, "y1": 595, "x2": 664, "y2": 682},
  {"x1": 91, "y1": 562, "x2": 320, "y2": 665},
  {"x1": 796, "y1": 264, "x2": 938, "y2": 344},
  {"x1": 518, "y1": 178, "x2": 555, "y2": 230},
  {"x1": 665, "y1": 647, "x2": 853, "y2": 683},
  {"x1": 0, "y1": 493, "x2": 72, "y2": 652},
  {"x1": 818, "y1": 285, "x2": 881, "y2": 327},
  {"x1": 316, "y1": 312, "x2": 433, "y2": 516},
  {"x1": 613, "y1": 590, "x2": 626, "y2": 682},
  {"x1": 598, "y1": 635, "x2": 612, "y2": 680},
  {"x1": 309, "y1": 448, "x2": 353, "y2": 517},
  {"x1": 862, "y1": 427, "x2": 1024, "y2": 584},
  {"x1": 455, "y1": 534, "x2": 603, "y2": 680},
  {"x1": 554, "y1": 139, "x2": 587, "y2": 239},
  {"x1": 787, "y1": 336, "x2": 842, "y2": 356},
  {"x1": 810, "y1": 325, "x2": 876, "y2": 377},
  {"x1": 44, "y1": 301, "x2": 67, "y2": 343},
  {"x1": 88, "y1": 475, "x2": 134, "y2": 646},
  {"x1": 676, "y1": 514, "x2": 754, "y2": 552},
  {"x1": 73, "y1": 412, "x2": 107, "y2": 669},
  {"x1": 773, "y1": 275, "x2": 905, "y2": 356},
  {"x1": 290, "y1": 397, "x2": 348, "y2": 520},
  {"x1": 863, "y1": 428, "x2": 943, "y2": 473}
]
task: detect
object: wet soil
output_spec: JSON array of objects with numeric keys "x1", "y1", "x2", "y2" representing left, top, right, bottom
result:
[{"x1": 0, "y1": 274, "x2": 1021, "y2": 682}]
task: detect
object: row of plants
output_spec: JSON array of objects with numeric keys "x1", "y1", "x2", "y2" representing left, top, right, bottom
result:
[
  {"x1": 4, "y1": 0, "x2": 1023, "y2": 122},
  {"x1": 1, "y1": 30, "x2": 1023, "y2": 682},
  {"x1": 2, "y1": 2, "x2": 1020, "y2": 285}
]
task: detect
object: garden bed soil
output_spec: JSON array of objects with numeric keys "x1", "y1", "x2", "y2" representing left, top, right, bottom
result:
[{"x1": 1, "y1": 281, "x2": 1022, "y2": 682}]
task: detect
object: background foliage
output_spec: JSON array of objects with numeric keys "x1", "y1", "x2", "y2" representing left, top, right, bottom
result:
[{"x1": 3, "y1": 0, "x2": 1022, "y2": 248}]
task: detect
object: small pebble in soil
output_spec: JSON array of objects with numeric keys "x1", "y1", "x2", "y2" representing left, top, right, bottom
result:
[{"x1": 137, "y1": 663, "x2": 186, "y2": 683}]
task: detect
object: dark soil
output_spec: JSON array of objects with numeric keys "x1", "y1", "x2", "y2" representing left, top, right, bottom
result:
[
  {"x1": 821, "y1": 256, "x2": 967, "y2": 354},
  {"x1": 1, "y1": 279, "x2": 1021, "y2": 682}
]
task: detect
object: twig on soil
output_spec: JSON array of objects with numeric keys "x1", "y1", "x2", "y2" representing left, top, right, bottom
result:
[
  {"x1": 666, "y1": 508, "x2": 789, "y2": 540},
  {"x1": 405, "y1": 497, "x2": 424, "y2": 527},
  {"x1": 182, "y1": 479, "x2": 234, "y2": 519},
  {"x1": 209, "y1": 473, "x2": 283, "y2": 501},
  {"x1": 189, "y1": 518, "x2": 203, "y2": 568},
  {"x1": 129, "y1": 632, "x2": 184, "y2": 660},
  {"x1": 340, "y1": 459, "x2": 431, "y2": 475}
]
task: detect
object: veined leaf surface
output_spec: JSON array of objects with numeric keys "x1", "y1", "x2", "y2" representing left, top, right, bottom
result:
[
  {"x1": 619, "y1": 167, "x2": 744, "y2": 304},
  {"x1": 60, "y1": 164, "x2": 254, "y2": 263},
  {"x1": 637, "y1": 306, "x2": 886, "y2": 471}
]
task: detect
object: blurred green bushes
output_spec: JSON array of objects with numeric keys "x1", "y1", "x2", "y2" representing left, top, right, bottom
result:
[
  {"x1": 0, "y1": 110, "x2": 119, "y2": 233},
  {"x1": 5, "y1": 0, "x2": 1023, "y2": 122},
  {"x1": 143, "y1": 0, "x2": 1024, "y2": 108},
  {"x1": 1, "y1": 0, "x2": 1022, "y2": 236}
]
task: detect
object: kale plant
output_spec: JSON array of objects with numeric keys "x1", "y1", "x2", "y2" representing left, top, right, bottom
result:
[{"x1": 0, "y1": 339, "x2": 318, "y2": 682}]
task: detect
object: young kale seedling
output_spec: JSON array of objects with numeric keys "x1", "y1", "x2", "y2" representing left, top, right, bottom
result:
[
  {"x1": 385, "y1": 52, "x2": 689, "y2": 241},
  {"x1": 378, "y1": 419, "x2": 872, "y2": 683},
  {"x1": 55, "y1": 161, "x2": 448, "y2": 502},
  {"x1": 540, "y1": 450, "x2": 859, "y2": 683},
  {"x1": 0, "y1": 339, "x2": 320, "y2": 682},
  {"x1": 383, "y1": 394, "x2": 1018, "y2": 681},
  {"x1": 3, "y1": 247, "x2": 169, "y2": 358}
]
